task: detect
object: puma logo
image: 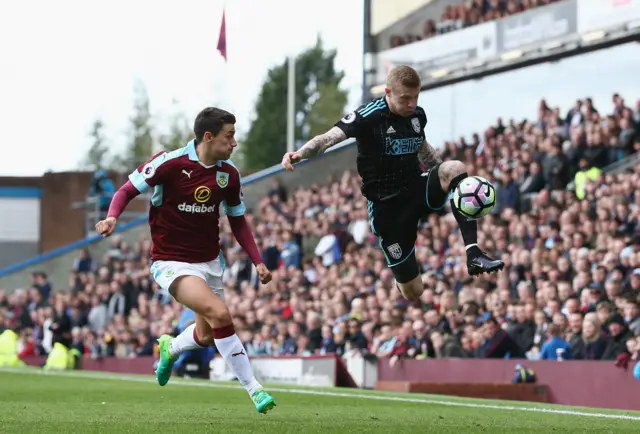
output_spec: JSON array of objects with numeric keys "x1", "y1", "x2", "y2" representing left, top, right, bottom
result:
[
  {"x1": 182, "y1": 169, "x2": 192, "y2": 179},
  {"x1": 231, "y1": 349, "x2": 245, "y2": 357}
]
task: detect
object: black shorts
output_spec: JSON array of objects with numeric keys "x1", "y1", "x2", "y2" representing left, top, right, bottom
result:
[{"x1": 367, "y1": 164, "x2": 449, "y2": 283}]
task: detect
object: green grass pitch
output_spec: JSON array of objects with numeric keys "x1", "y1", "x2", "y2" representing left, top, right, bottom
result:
[{"x1": 0, "y1": 368, "x2": 639, "y2": 433}]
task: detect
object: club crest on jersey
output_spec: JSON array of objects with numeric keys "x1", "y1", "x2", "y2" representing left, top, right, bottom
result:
[
  {"x1": 411, "y1": 117, "x2": 421, "y2": 133},
  {"x1": 387, "y1": 243, "x2": 403, "y2": 260},
  {"x1": 216, "y1": 172, "x2": 229, "y2": 189}
]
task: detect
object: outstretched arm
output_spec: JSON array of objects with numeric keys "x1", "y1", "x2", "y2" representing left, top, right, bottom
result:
[
  {"x1": 297, "y1": 127, "x2": 348, "y2": 160},
  {"x1": 96, "y1": 180, "x2": 140, "y2": 237},
  {"x1": 282, "y1": 126, "x2": 347, "y2": 171},
  {"x1": 107, "y1": 181, "x2": 140, "y2": 219},
  {"x1": 417, "y1": 139, "x2": 443, "y2": 169}
]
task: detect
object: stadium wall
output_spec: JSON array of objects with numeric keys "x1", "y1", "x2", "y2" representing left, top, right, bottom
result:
[
  {"x1": 0, "y1": 187, "x2": 41, "y2": 268},
  {"x1": 377, "y1": 358, "x2": 640, "y2": 411},
  {"x1": 21, "y1": 354, "x2": 359, "y2": 388},
  {"x1": 36, "y1": 170, "x2": 140, "y2": 252},
  {"x1": 0, "y1": 140, "x2": 357, "y2": 291},
  {"x1": 18, "y1": 354, "x2": 640, "y2": 410}
]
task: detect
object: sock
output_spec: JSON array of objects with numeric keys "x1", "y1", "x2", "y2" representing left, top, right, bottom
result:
[
  {"x1": 450, "y1": 203, "x2": 479, "y2": 251},
  {"x1": 169, "y1": 323, "x2": 204, "y2": 358},
  {"x1": 213, "y1": 324, "x2": 262, "y2": 397},
  {"x1": 448, "y1": 172, "x2": 479, "y2": 253}
]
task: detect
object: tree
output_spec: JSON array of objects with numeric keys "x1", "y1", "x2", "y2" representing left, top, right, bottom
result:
[
  {"x1": 83, "y1": 119, "x2": 109, "y2": 169},
  {"x1": 240, "y1": 36, "x2": 348, "y2": 171},
  {"x1": 159, "y1": 99, "x2": 193, "y2": 151},
  {"x1": 307, "y1": 82, "x2": 348, "y2": 139},
  {"x1": 113, "y1": 80, "x2": 155, "y2": 171}
]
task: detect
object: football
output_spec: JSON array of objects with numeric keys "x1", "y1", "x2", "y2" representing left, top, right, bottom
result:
[{"x1": 452, "y1": 176, "x2": 496, "y2": 219}]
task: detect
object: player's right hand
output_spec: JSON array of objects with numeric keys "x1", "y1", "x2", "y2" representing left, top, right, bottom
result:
[
  {"x1": 281, "y1": 151, "x2": 302, "y2": 171},
  {"x1": 95, "y1": 217, "x2": 117, "y2": 238}
]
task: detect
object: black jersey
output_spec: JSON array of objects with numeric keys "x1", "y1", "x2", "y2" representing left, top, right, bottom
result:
[{"x1": 335, "y1": 97, "x2": 427, "y2": 201}]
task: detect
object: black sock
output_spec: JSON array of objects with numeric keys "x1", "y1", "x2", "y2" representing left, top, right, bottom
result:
[
  {"x1": 450, "y1": 199, "x2": 479, "y2": 252},
  {"x1": 447, "y1": 171, "x2": 479, "y2": 254}
]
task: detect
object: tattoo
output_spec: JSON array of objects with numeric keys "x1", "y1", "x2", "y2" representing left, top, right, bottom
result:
[
  {"x1": 297, "y1": 127, "x2": 347, "y2": 160},
  {"x1": 417, "y1": 139, "x2": 443, "y2": 168}
]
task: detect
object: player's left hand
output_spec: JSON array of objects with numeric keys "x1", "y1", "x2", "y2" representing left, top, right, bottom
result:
[{"x1": 255, "y1": 263, "x2": 272, "y2": 285}]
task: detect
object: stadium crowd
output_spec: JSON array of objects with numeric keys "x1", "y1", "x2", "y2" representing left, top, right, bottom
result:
[
  {"x1": 1, "y1": 92, "x2": 640, "y2": 370},
  {"x1": 390, "y1": 0, "x2": 562, "y2": 48}
]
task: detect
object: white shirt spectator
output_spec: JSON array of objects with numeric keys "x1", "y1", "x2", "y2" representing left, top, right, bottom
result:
[{"x1": 314, "y1": 234, "x2": 340, "y2": 267}]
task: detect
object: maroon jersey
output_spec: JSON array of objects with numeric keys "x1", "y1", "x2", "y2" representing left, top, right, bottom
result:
[{"x1": 128, "y1": 140, "x2": 245, "y2": 263}]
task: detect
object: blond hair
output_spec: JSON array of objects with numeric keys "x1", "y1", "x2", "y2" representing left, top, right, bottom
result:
[
  {"x1": 387, "y1": 65, "x2": 421, "y2": 89},
  {"x1": 582, "y1": 312, "x2": 602, "y2": 343}
]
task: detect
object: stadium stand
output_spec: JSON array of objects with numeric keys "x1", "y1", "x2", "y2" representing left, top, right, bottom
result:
[
  {"x1": 390, "y1": 0, "x2": 563, "y2": 48},
  {"x1": 1, "y1": 92, "x2": 640, "y2": 370}
]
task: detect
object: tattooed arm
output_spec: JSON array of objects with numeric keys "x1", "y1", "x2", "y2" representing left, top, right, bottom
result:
[
  {"x1": 282, "y1": 127, "x2": 347, "y2": 171},
  {"x1": 417, "y1": 139, "x2": 443, "y2": 168},
  {"x1": 297, "y1": 127, "x2": 347, "y2": 159}
]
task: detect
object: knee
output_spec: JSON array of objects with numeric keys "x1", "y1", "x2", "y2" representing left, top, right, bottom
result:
[
  {"x1": 438, "y1": 160, "x2": 467, "y2": 191},
  {"x1": 407, "y1": 287, "x2": 424, "y2": 301},
  {"x1": 399, "y1": 282, "x2": 424, "y2": 301},
  {"x1": 446, "y1": 160, "x2": 466, "y2": 176},
  {"x1": 202, "y1": 303, "x2": 232, "y2": 327}
]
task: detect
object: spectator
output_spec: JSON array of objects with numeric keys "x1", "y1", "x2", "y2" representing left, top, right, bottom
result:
[
  {"x1": 88, "y1": 170, "x2": 115, "y2": 219},
  {"x1": 30, "y1": 272, "x2": 51, "y2": 301},
  {"x1": 314, "y1": 228, "x2": 341, "y2": 267},
  {"x1": 430, "y1": 329, "x2": 464, "y2": 358},
  {"x1": 542, "y1": 142, "x2": 570, "y2": 191},
  {"x1": 280, "y1": 231, "x2": 302, "y2": 269},
  {"x1": 388, "y1": 0, "x2": 559, "y2": 48},
  {"x1": 509, "y1": 304, "x2": 536, "y2": 352},
  {"x1": 519, "y1": 161, "x2": 545, "y2": 195},
  {"x1": 346, "y1": 319, "x2": 369, "y2": 353},
  {"x1": 624, "y1": 299, "x2": 640, "y2": 336},
  {"x1": 540, "y1": 323, "x2": 572, "y2": 360},
  {"x1": 602, "y1": 314, "x2": 632, "y2": 361},
  {"x1": 574, "y1": 158, "x2": 602, "y2": 200},
  {"x1": 87, "y1": 295, "x2": 108, "y2": 333},
  {"x1": 371, "y1": 325, "x2": 397, "y2": 359},
  {"x1": 625, "y1": 336, "x2": 640, "y2": 380},
  {"x1": 495, "y1": 168, "x2": 520, "y2": 212},
  {"x1": 573, "y1": 313, "x2": 608, "y2": 360},
  {"x1": 267, "y1": 178, "x2": 287, "y2": 203},
  {"x1": 50, "y1": 297, "x2": 72, "y2": 351},
  {"x1": 476, "y1": 316, "x2": 525, "y2": 359},
  {"x1": 72, "y1": 249, "x2": 94, "y2": 274},
  {"x1": 319, "y1": 324, "x2": 339, "y2": 355}
]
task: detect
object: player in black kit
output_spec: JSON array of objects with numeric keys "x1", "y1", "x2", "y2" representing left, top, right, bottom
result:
[{"x1": 281, "y1": 66, "x2": 503, "y2": 300}]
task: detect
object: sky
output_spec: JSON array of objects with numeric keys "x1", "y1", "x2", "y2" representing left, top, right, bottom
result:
[{"x1": 0, "y1": 0, "x2": 364, "y2": 176}]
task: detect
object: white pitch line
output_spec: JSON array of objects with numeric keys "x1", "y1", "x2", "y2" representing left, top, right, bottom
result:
[{"x1": 2, "y1": 368, "x2": 640, "y2": 421}]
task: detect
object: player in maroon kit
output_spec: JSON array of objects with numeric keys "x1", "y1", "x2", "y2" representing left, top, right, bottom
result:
[{"x1": 95, "y1": 107, "x2": 276, "y2": 414}]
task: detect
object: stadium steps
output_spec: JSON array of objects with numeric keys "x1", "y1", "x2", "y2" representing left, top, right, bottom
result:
[{"x1": 0, "y1": 140, "x2": 357, "y2": 292}]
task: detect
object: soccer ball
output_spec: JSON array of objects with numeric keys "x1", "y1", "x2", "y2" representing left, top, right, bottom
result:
[{"x1": 452, "y1": 176, "x2": 496, "y2": 219}]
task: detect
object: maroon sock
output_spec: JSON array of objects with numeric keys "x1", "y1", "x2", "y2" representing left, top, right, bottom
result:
[
  {"x1": 212, "y1": 323, "x2": 235, "y2": 339},
  {"x1": 192, "y1": 327, "x2": 204, "y2": 346}
]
